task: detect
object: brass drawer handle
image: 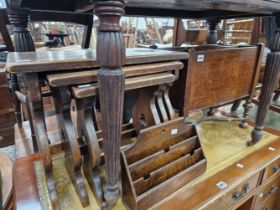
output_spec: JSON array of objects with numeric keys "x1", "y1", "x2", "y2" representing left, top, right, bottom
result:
[
  {"x1": 264, "y1": 186, "x2": 278, "y2": 197},
  {"x1": 232, "y1": 183, "x2": 250, "y2": 201}
]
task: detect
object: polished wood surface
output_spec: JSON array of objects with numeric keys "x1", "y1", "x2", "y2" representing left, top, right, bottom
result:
[
  {"x1": 47, "y1": 61, "x2": 183, "y2": 87},
  {"x1": 184, "y1": 45, "x2": 262, "y2": 114},
  {"x1": 11, "y1": 0, "x2": 280, "y2": 17},
  {"x1": 14, "y1": 153, "x2": 42, "y2": 210},
  {"x1": 0, "y1": 153, "x2": 13, "y2": 210},
  {"x1": 122, "y1": 118, "x2": 206, "y2": 210},
  {"x1": 0, "y1": 72, "x2": 15, "y2": 147},
  {"x1": 5, "y1": 49, "x2": 188, "y2": 73},
  {"x1": 72, "y1": 73, "x2": 176, "y2": 99},
  {"x1": 153, "y1": 138, "x2": 280, "y2": 210},
  {"x1": 254, "y1": 175, "x2": 280, "y2": 207}
]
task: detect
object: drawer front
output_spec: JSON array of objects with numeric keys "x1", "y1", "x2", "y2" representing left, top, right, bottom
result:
[
  {"x1": 255, "y1": 176, "x2": 280, "y2": 207},
  {"x1": 203, "y1": 172, "x2": 260, "y2": 210},
  {"x1": 263, "y1": 157, "x2": 280, "y2": 183},
  {"x1": 256, "y1": 190, "x2": 280, "y2": 210}
]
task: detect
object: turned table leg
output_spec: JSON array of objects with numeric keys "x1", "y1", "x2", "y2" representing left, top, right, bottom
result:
[
  {"x1": 206, "y1": 19, "x2": 220, "y2": 116},
  {"x1": 7, "y1": 8, "x2": 38, "y2": 151},
  {"x1": 10, "y1": 74, "x2": 22, "y2": 127},
  {"x1": 206, "y1": 19, "x2": 220, "y2": 45},
  {"x1": 94, "y1": 0, "x2": 125, "y2": 208},
  {"x1": 249, "y1": 13, "x2": 280, "y2": 146}
]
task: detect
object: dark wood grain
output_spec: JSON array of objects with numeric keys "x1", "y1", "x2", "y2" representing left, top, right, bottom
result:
[
  {"x1": 250, "y1": 12, "x2": 280, "y2": 145},
  {"x1": 23, "y1": 73, "x2": 59, "y2": 209},
  {"x1": 6, "y1": 49, "x2": 187, "y2": 74},
  {"x1": 76, "y1": 97, "x2": 103, "y2": 205},
  {"x1": 47, "y1": 61, "x2": 183, "y2": 87},
  {"x1": 71, "y1": 73, "x2": 176, "y2": 99},
  {"x1": 133, "y1": 148, "x2": 203, "y2": 196},
  {"x1": 121, "y1": 117, "x2": 206, "y2": 210},
  {"x1": 0, "y1": 9, "x2": 14, "y2": 52},
  {"x1": 12, "y1": 0, "x2": 280, "y2": 18},
  {"x1": 128, "y1": 135, "x2": 198, "y2": 181},
  {"x1": 206, "y1": 19, "x2": 220, "y2": 44},
  {"x1": 94, "y1": 0, "x2": 126, "y2": 208},
  {"x1": 125, "y1": 118, "x2": 196, "y2": 164},
  {"x1": 183, "y1": 46, "x2": 262, "y2": 117},
  {"x1": 51, "y1": 87, "x2": 89, "y2": 207},
  {"x1": 0, "y1": 72, "x2": 15, "y2": 147}
]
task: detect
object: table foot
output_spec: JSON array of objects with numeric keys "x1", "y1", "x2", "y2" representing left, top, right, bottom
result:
[
  {"x1": 65, "y1": 159, "x2": 90, "y2": 207},
  {"x1": 46, "y1": 172, "x2": 60, "y2": 210}
]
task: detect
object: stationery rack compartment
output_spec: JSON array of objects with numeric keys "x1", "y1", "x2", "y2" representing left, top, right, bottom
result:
[{"x1": 121, "y1": 117, "x2": 207, "y2": 210}]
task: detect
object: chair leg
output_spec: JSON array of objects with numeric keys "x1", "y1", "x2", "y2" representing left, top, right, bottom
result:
[
  {"x1": 273, "y1": 90, "x2": 280, "y2": 102},
  {"x1": 239, "y1": 99, "x2": 253, "y2": 129},
  {"x1": 10, "y1": 74, "x2": 23, "y2": 128},
  {"x1": 231, "y1": 99, "x2": 242, "y2": 113},
  {"x1": 249, "y1": 13, "x2": 280, "y2": 146}
]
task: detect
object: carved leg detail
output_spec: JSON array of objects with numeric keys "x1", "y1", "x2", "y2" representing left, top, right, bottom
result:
[
  {"x1": 23, "y1": 73, "x2": 59, "y2": 209},
  {"x1": 95, "y1": 1, "x2": 126, "y2": 207},
  {"x1": 76, "y1": 97, "x2": 103, "y2": 205},
  {"x1": 10, "y1": 74, "x2": 22, "y2": 127},
  {"x1": 231, "y1": 99, "x2": 242, "y2": 113},
  {"x1": 239, "y1": 99, "x2": 253, "y2": 129},
  {"x1": 51, "y1": 87, "x2": 89, "y2": 207},
  {"x1": 206, "y1": 19, "x2": 220, "y2": 44},
  {"x1": 249, "y1": 14, "x2": 280, "y2": 146},
  {"x1": 98, "y1": 69, "x2": 124, "y2": 208},
  {"x1": 7, "y1": 8, "x2": 38, "y2": 150},
  {"x1": 207, "y1": 108, "x2": 216, "y2": 116},
  {"x1": 7, "y1": 9, "x2": 35, "y2": 52}
]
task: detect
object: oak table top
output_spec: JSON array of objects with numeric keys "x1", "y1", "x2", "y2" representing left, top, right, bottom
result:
[
  {"x1": 12, "y1": 0, "x2": 280, "y2": 18},
  {"x1": 5, "y1": 48, "x2": 188, "y2": 73}
]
